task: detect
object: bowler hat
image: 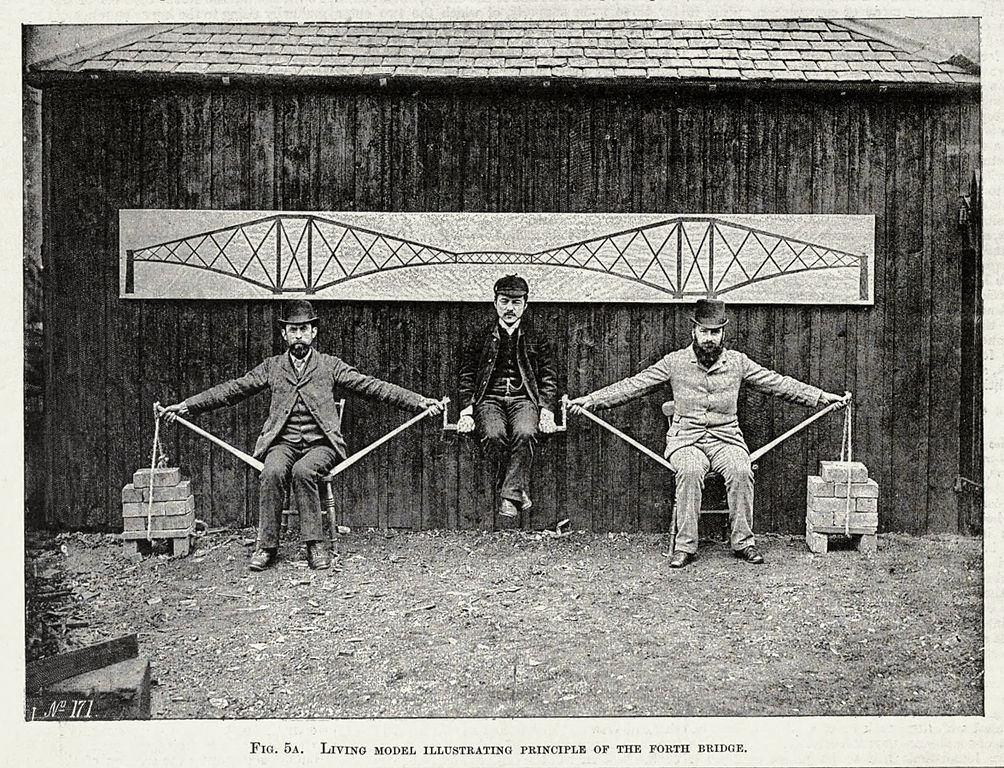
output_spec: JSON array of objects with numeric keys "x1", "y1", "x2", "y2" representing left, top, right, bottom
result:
[
  {"x1": 277, "y1": 299, "x2": 318, "y2": 325},
  {"x1": 494, "y1": 274, "x2": 529, "y2": 298},
  {"x1": 690, "y1": 298, "x2": 729, "y2": 329}
]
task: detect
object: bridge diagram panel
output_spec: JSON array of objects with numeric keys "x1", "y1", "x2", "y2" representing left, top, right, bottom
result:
[{"x1": 119, "y1": 211, "x2": 874, "y2": 304}]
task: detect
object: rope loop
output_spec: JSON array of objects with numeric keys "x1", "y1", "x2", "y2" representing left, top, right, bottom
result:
[
  {"x1": 148, "y1": 403, "x2": 164, "y2": 542},
  {"x1": 839, "y1": 400, "x2": 854, "y2": 536}
]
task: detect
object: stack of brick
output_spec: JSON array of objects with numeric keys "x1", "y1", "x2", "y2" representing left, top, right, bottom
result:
[
  {"x1": 805, "y1": 460, "x2": 879, "y2": 554},
  {"x1": 121, "y1": 467, "x2": 195, "y2": 556}
]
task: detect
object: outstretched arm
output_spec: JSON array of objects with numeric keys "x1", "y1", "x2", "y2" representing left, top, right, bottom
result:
[
  {"x1": 162, "y1": 360, "x2": 271, "y2": 420},
  {"x1": 568, "y1": 354, "x2": 674, "y2": 413},
  {"x1": 334, "y1": 359, "x2": 444, "y2": 415}
]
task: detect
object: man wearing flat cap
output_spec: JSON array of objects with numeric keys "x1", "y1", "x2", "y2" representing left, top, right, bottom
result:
[
  {"x1": 569, "y1": 298, "x2": 846, "y2": 567},
  {"x1": 159, "y1": 299, "x2": 443, "y2": 572},
  {"x1": 457, "y1": 275, "x2": 558, "y2": 523}
]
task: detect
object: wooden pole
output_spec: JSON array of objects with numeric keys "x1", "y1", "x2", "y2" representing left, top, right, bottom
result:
[
  {"x1": 566, "y1": 398, "x2": 676, "y2": 474},
  {"x1": 325, "y1": 399, "x2": 447, "y2": 479},
  {"x1": 564, "y1": 396, "x2": 678, "y2": 550},
  {"x1": 162, "y1": 411, "x2": 265, "y2": 473},
  {"x1": 748, "y1": 393, "x2": 851, "y2": 463}
]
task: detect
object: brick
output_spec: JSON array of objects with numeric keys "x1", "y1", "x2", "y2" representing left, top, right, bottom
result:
[
  {"x1": 807, "y1": 496, "x2": 852, "y2": 515},
  {"x1": 805, "y1": 522, "x2": 828, "y2": 554},
  {"x1": 132, "y1": 467, "x2": 181, "y2": 488},
  {"x1": 831, "y1": 478, "x2": 879, "y2": 498},
  {"x1": 819, "y1": 461, "x2": 868, "y2": 484},
  {"x1": 852, "y1": 480, "x2": 879, "y2": 498},
  {"x1": 834, "y1": 511, "x2": 878, "y2": 529},
  {"x1": 123, "y1": 512, "x2": 195, "y2": 533},
  {"x1": 120, "y1": 526, "x2": 193, "y2": 541},
  {"x1": 806, "y1": 476, "x2": 834, "y2": 498},
  {"x1": 122, "y1": 497, "x2": 195, "y2": 519},
  {"x1": 122, "y1": 481, "x2": 192, "y2": 503},
  {"x1": 807, "y1": 506, "x2": 833, "y2": 527},
  {"x1": 121, "y1": 484, "x2": 143, "y2": 503},
  {"x1": 856, "y1": 497, "x2": 878, "y2": 513},
  {"x1": 858, "y1": 534, "x2": 878, "y2": 554}
]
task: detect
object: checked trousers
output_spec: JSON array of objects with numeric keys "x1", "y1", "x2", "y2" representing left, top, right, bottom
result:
[{"x1": 668, "y1": 434, "x2": 755, "y2": 554}]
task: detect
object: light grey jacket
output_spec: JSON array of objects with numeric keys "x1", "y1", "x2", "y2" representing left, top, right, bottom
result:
[{"x1": 586, "y1": 345, "x2": 822, "y2": 457}]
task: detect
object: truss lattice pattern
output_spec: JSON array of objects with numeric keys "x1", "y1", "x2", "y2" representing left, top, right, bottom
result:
[{"x1": 125, "y1": 214, "x2": 866, "y2": 299}]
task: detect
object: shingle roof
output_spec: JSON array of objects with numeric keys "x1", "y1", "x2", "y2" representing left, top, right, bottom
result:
[{"x1": 28, "y1": 19, "x2": 979, "y2": 87}]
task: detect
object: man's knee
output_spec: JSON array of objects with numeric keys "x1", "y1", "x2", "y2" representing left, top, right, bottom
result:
[
  {"x1": 718, "y1": 454, "x2": 753, "y2": 486},
  {"x1": 260, "y1": 462, "x2": 288, "y2": 489},
  {"x1": 291, "y1": 460, "x2": 321, "y2": 484},
  {"x1": 670, "y1": 451, "x2": 709, "y2": 484},
  {"x1": 511, "y1": 423, "x2": 537, "y2": 447},
  {"x1": 478, "y1": 427, "x2": 507, "y2": 453}
]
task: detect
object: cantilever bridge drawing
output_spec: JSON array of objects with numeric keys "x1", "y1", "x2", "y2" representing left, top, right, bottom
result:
[{"x1": 119, "y1": 211, "x2": 874, "y2": 304}]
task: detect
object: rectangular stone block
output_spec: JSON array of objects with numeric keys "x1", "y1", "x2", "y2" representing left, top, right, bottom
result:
[
  {"x1": 856, "y1": 497, "x2": 878, "y2": 513},
  {"x1": 123, "y1": 512, "x2": 195, "y2": 533},
  {"x1": 806, "y1": 476, "x2": 834, "y2": 498},
  {"x1": 121, "y1": 496, "x2": 195, "y2": 519},
  {"x1": 833, "y1": 511, "x2": 878, "y2": 529},
  {"x1": 807, "y1": 496, "x2": 853, "y2": 515},
  {"x1": 121, "y1": 481, "x2": 192, "y2": 503},
  {"x1": 832, "y1": 479, "x2": 879, "y2": 499},
  {"x1": 807, "y1": 506, "x2": 834, "y2": 527},
  {"x1": 805, "y1": 520, "x2": 828, "y2": 554},
  {"x1": 132, "y1": 467, "x2": 181, "y2": 488},
  {"x1": 819, "y1": 460, "x2": 868, "y2": 484},
  {"x1": 120, "y1": 526, "x2": 192, "y2": 541},
  {"x1": 121, "y1": 484, "x2": 143, "y2": 503}
]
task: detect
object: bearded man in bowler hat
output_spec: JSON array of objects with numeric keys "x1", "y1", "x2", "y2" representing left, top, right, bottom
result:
[
  {"x1": 569, "y1": 298, "x2": 847, "y2": 567},
  {"x1": 160, "y1": 300, "x2": 443, "y2": 571},
  {"x1": 457, "y1": 275, "x2": 558, "y2": 523}
]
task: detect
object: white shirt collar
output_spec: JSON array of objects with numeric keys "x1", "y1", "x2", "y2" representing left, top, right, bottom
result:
[{"x1": 498, "y1": 317, "x2": 521, "y2": 336}]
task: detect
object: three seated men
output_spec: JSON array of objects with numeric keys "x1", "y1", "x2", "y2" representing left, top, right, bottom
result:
[{"x1": 162, "y1": 286, "x2": 844, "y2": 571}]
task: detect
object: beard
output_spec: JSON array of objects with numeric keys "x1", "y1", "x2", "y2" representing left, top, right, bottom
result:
[
  {"x1": 289, "y1": 341, "x2": 311, "y2": 359},
  {"x1": 693, "y1": 339, "x2": 724, "y2": 368}
]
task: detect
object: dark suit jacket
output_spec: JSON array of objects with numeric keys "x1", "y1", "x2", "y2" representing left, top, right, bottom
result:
[
  {"x1": 458, "y1": 319, "x2": 557, "y2": 411},
  {"x1": 184, "y1": 351, "x2": 425, "y2": 459}
]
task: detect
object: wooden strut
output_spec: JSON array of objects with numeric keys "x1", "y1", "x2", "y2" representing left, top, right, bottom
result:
[
  {"x1": 159, "y1": 410, "x2": 265, "y2": 473},
  {"x1": 748, "y1": 392, "x2": 852, "y2": 463},
  {"x1": 564, "y1": 393, "x2": 852, "y2": 467},
  {"x1": 325, "y1": 399, "x2": 447, "y2": 478},
  {"x1": 564, "y1": 392, "x2": 851, "y2": 553}
]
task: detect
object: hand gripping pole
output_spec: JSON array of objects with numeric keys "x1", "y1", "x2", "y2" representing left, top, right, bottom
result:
[
  {"x1": 154, "y1": 404, "x2": 265, "y2": 473},
  {"x1": 563, "y1": 396, "x2": 675, "y2": 473},
  {"x1": 748, "y1": 391, "x2": 852, "y2": 463},
  {"x1": 442, "y1": 397, "x2": 569, "y2": 432}
]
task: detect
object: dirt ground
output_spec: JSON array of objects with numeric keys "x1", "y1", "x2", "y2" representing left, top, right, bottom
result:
[{"x1": 25, "y1": 526, "x2": 983, "y2": 718}]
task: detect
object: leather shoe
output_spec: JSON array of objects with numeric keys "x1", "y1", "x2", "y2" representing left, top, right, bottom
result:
[
  {"x1": 307, "y1": 542, "x2": 331, "y2": 570},
  {"x1": 668, "y1": 550, "x2": 695, "y2": 568},
  {"x1": 249, "y1": 548, "x2": 276, "y2": 572},
  {"x1": 499, "y1": 498, "x2": 519, "y2": 518},
  {"x1": 520, "y1": 491, "x2": 533, "y2": 511},
  {"x1": 733, "y1": 546, "x2": 765, "y2": 564}
]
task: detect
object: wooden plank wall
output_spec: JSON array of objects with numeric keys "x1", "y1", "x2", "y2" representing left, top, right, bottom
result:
[{"x1": 42, "y1": 82, "x2": 982, "y2": 535}]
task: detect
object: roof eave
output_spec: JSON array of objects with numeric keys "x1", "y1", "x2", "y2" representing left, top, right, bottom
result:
[{"x1": 24, "y1": 68, "x2": 981, "y2": 93}]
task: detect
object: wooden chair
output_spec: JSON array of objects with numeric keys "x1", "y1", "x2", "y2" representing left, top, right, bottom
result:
[{"x1": 281, "y1": 399, "x2": 345, "y2": 538}]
